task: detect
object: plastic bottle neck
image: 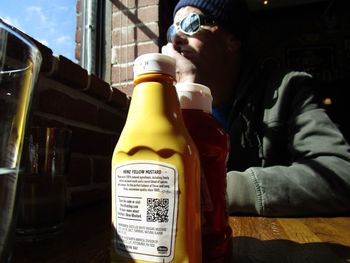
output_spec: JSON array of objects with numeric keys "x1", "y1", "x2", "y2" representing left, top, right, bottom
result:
[
  {"x1": 133, "y1": 73, "x2": 175, "y2": 86},
  {"x1": 128, "y1": 74, "x2": 183, "y2": 126},
  {"x1": 176, "y1": 83, "x2": 213, "y2": 113}
]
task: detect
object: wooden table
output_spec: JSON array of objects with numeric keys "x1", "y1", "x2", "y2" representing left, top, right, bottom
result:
[
  {"x1": 12, "y1": 203, "x2": 350, "y2": 262},
  {"x1": 228, "y1": 216, "x2": 350, "y2": 262}
]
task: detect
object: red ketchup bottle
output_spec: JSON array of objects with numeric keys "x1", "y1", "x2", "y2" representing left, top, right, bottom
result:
[{"x1": 176, "y1": 83, "x2": 232, "y2": 262}]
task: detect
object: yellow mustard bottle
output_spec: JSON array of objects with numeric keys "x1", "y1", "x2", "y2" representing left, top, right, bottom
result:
[{"x1": 111, "y1": 53, "x2": 201, "y2": 263}]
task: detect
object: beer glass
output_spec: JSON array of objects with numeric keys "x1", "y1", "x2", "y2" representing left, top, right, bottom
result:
[{"x1": 0, "y1": 19, "x2": 42, "y2": 262}]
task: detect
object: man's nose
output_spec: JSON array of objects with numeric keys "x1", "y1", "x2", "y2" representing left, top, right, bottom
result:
[{"x1": 170, "y1": 30, "x2": 188, "y2": 47}]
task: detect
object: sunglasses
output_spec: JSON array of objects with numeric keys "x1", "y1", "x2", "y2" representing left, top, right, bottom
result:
[{"x1": 167, "y1": 13, "x2": 215, "y2": 42}]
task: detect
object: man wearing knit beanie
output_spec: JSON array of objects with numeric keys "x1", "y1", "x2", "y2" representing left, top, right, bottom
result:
[{"x1": 162, "y1": 0, "x2": 350, "y2": 218}]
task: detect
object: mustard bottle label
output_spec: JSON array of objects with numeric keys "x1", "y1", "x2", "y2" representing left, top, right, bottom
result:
[{"x1": 113, "y1": 160, "x2": 178, "y2": 262}]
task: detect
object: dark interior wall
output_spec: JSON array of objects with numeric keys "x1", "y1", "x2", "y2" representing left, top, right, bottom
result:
[{"x1": 249, "y1": 1, "x2": 349, "y2": 79}]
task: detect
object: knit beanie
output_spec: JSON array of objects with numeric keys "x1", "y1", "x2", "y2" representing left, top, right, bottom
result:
[{"x1": 173, "y1": 0, "x2": 250, "y2": 41}]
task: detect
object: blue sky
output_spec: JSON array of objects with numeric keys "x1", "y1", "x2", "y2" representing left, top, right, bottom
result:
[{"x1": 0, "y1": 0, "x2": 77, "y2": 62}]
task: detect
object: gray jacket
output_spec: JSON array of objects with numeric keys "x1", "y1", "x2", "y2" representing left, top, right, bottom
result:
[{"x1": 225, "y1": 69, "x2": 350, "y2": 216}]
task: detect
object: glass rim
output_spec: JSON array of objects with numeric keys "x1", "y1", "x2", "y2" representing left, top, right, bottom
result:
[{"x1": 0, "y1": 18, "x2": 42, "y2": 72}]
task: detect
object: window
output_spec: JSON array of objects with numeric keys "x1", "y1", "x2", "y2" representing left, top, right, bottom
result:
[
  {"x1": 0, "y1": 0, "x2": 77, "y2": 62},
  {"x1": 79, "y1": 0, "x2": 108, "y2": 77},
  {"x1": 1, "y1": 0, "x2": 109, "y2": 78}
]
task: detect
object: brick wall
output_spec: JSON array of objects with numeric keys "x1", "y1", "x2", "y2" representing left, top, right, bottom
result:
[
  {"x1": 29, "y1": 40, "x2": 129, "y2": 209},
  {"x1": 110, "y1": 0, "x2": 162, "y2": 96},
  {"x1": 75, "y1": 0, "x2": 82, "y2": 62}
]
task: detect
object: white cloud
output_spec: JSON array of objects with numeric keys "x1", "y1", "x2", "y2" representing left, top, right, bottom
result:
[
  {"x1": 25, "y1": 5, "x2": 56, "y2": 34},
  {"x1": 26, "y1": 6, "x2": 48, "y2": 23},
  {"x1": 56, "y1": 5, "x2": 69, "y2": 12},
  {"x1": 55, "y1": 35, "x2": 71, "y2": 44}
]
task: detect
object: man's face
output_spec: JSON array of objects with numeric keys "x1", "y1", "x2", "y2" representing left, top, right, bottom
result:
[{"x1": 172, "y1": 6, "x2": 241, "y2": 106}]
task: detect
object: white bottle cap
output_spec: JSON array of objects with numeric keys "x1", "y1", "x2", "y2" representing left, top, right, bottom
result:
[
  {"x1": 133, "y1": 53, "x2": 176, "y2": 79},
  {"x1": 176, "y1": 82, "x2": 213, "y2": 113}
]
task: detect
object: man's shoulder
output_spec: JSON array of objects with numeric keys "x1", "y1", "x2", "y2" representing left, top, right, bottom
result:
[
  {"x1": 263, "y1": 69, "x2": 313, "y2": 89},
  {"x1": 257, "y1": 69, "x2": 315, "y2": 104}
]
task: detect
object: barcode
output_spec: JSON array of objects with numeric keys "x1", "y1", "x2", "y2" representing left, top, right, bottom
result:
[{"x1": 146, "y1": 198, "x2": 169, "y2": 223}]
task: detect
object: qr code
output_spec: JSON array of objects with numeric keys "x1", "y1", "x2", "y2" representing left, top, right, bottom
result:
[{"x1": 146, "y1": 198, "x2": 169, "y2": 223}]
